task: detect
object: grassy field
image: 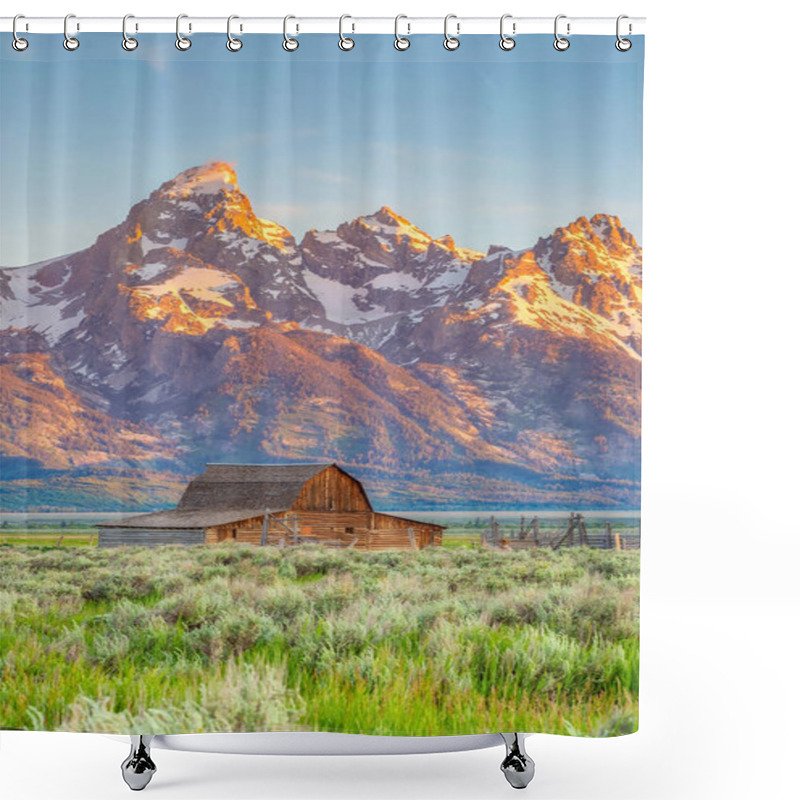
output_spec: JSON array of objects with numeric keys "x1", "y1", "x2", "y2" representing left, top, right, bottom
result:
[
  {"x1": 0, "y1": 543, "x2": 639, "y2": 737},
  {"x1": 0, "y1": 521, "x2": 97, "y2": 547},
  {"x1": 0, "y1": 531, "x2": 95, "y2": 546}
]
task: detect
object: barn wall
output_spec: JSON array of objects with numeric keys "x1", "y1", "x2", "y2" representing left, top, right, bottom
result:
[
  {"x1": 98, "y1": 528, "x2": 205, "y2": 548},
  {"x1": 228, "y1": 510, "x2": 443, "y2": 550},
  {"x1": 206, "y1": 516, "x2": 265, "y2": 544},
  {"x1": 291, "y1": 466, "x2": 372, "y2": 513},
  {"x1": 232, "y1": 511, "x2": 370, "y2": 547},
  {"x1": 372, "y1": 512, "x2": 443, "y2": 549},
  {"x1": 99, "y1": 517, "x2": 442, "y2": 550}
]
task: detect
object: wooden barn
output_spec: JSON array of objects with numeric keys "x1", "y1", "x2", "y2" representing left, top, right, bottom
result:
[{"x1": 97, "y1": 463, "x2": 444, "y2": 550}]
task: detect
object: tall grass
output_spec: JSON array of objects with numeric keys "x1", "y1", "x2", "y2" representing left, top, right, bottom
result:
[{"x1": 0, "y1": 543, "x2": 639, "y2": 736}]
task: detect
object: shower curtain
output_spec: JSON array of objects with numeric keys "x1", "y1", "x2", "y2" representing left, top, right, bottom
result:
[{"x1": 0, "y1": 29, "x2": 643, "y2": 738}]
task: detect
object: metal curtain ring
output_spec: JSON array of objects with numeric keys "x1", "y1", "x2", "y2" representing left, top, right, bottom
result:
[
  {"x1": 176, "y1": 14, "x2": 191, "y2": 50},
  {"x1": 554, "y1": 14, "x2": 570, "y2": 51},
  {"x1": 444, "y1": 14, "x2": 460, "y2": 50},
  {"x1": 394, "y1": 15, "x2": 410, "y2": 50},
  {"x1": 12, "y1": 14, "x2": 28, "y2": 51},
  {"x1": 616, "y1": 14, "x2": 632, "y2": 51},
  {"x1": 499, "y1": 14, "x2": 515, "y2": 50},
  {"x1": 339, "y1": 14, "x2": 354, "y2": 50},
  {"x1": 283, "y1": 15, "x2": 299, "y2": 51},
  {"x1": 63, "y1": 13, "x2": 79, "y2": 51},
  {"x1": 227, "y1": 15, "x2": 243, "y2": 51},
  {"x1": 122, "y1": 14, "x2": 138, "y2": 51}
]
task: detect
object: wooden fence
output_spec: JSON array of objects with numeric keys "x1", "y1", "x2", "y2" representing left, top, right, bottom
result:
[{"x1": 482, "y1": 513, "x2": 640, "y2": 551}]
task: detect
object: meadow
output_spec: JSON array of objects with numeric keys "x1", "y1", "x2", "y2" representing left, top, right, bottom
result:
[{"x1": 0, "y1": 543, "x2": 639, "y2": 737}]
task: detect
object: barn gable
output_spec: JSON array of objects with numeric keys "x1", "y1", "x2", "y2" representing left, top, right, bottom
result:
[{"x1": 290, "y1": 464, "x2": 372, "y2": 513}]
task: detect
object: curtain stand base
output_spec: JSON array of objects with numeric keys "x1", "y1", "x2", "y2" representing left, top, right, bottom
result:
[{"x1": 118, "y1": 732, "x2": 534, "y2": 791}]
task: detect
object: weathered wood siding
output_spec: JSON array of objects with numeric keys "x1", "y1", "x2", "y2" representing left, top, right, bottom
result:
[
  {"x1": 291, "y1": 465, "x2": 372, "y2": 513},
  {"x1": 219, "y1": 510, "x2": 443, "y2": 550},
  {"x1": 98, "y1": 528, "x2": 205, "y2": 548},
  {"x1": 372, "y1": 512, "x2": 443, "y2": 549},
  {"x1": 205, "y1": 515, "x2": 265, "y2": 544}
]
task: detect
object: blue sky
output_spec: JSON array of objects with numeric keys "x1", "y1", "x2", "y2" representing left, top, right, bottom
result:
[{"x1": 0, "y1": 34, "x2": 643, "y2": 266}]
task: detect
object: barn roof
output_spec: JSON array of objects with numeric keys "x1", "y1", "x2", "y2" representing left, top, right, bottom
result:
[
  {"x1": 101, "y1": 507, "x2": 266, "y2": 530},
  {"x1": 178, "y1": 463, "x2": 335, "y2": 511},
  {"x1": 103, "y1": 462, "x2": 336, "y2": 529}
]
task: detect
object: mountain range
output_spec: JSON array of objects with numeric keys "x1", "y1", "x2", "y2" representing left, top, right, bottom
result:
[{"x1": 0, "y1": 162, "x2": 641, "y2": 511}]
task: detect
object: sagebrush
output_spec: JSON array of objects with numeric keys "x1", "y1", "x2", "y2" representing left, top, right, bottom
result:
[{"x1": 0, "y1": 544, "x2": 638, "y2": 736}]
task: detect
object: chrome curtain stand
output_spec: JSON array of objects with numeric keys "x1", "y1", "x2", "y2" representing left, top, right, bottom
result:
[{"x1": 120, "y1": 732, "x2": 534, "y2": 791}]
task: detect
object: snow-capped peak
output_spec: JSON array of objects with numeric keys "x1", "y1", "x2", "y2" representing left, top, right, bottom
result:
[
  {"x1": 354, "y1": 206, "x2": 432, "y2": 253},
  {"x1": 348, "y1": 207, "x2": 485, "y2": 264},
  {"x1": 161, "y1": 161, "x2": 239, "y2": 198},
  {"x1": 134, "y1": 162, "x2": 296, "y2": 254},
  {"x1": 371, "y1": 205, "x2": 415, "y2": 228}
]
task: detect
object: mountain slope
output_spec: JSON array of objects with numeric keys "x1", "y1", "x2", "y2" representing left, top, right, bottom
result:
[
  {"x1": 0, "y1": 349, "x2": 177, "y2": 471},
  {"x1": 182, "y1": 324, "x2": 520, "y2": 472}
]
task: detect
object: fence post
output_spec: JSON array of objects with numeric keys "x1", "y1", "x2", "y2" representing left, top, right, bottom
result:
[
  {"x1": 407, "y1": 527, "x2": 416, "y2": 550},
  {"x1": 578, "y1": 514, "x2": 589, "y2": 546}
]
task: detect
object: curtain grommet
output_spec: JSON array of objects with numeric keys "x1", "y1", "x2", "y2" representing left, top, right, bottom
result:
[
  {"x1": 121, "y1": 14, "x2": 138, "y2": 51},
  {"x1": 226, "y1": 15, "x2": 243, "y2": 51},
  {"x1": 175, "y1": 14, "x2": 192, "y2": 51},
  {"x1": 394, "y1": 15, "x2": 410, "y2": 51},
  {"x1": 63, "y1": 13, "x2": 79, "y2": 51},
  {"x1": 499, "y1": 14, "x2": 516, "y2": 50},
  {"x1": 283, "y1": 15, "x2": 299, "y2": 51},
  {"x1": 553, "y1": 15, "x2": 570, "y2": 51},
  {"x1": 339, "y1": 15, "x2": 355, "y2": 51},
  {"x1": 444, "y1": 14, "x2": 460, "y2": 51},
  {"x1": 12, "y1": 15, "x2": 29, "y2": 51}
]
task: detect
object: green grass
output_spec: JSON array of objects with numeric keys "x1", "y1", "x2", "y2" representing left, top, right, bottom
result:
[
  {"x1": 0, "y1": 523, "x2": 97, "y2": 547},
  {"x1": 0, "y1": 532, "x2": 95, "y2": 546},
  {"x1": 0, "y1": 543, "x2": 639, "y2": 737}
]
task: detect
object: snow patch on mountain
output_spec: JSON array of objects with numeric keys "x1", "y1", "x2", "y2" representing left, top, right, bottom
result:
[
  {"x1": 0, "y1": 262, "x2": 87, "y2": 344},
  {"x1": 134, "y1": 267, "x2": 240, "y2": 304},
  {"x1": 140, "y1": 235, "x2": 188, "y2": 256},
  {"x1": 127, "y1": 262, "x2": 172, "y2": 282},
  {"x1": 302, "y1": 270, "x2": 388, "y2": 324},
  {"x1": 370, "y1": 271, "x2": 424, "y2": 291}
]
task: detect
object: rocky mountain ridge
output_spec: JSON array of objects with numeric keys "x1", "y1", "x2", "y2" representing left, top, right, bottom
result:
[{"x1": 0, "y1": 162, "x2": 642, "y2": 510}]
